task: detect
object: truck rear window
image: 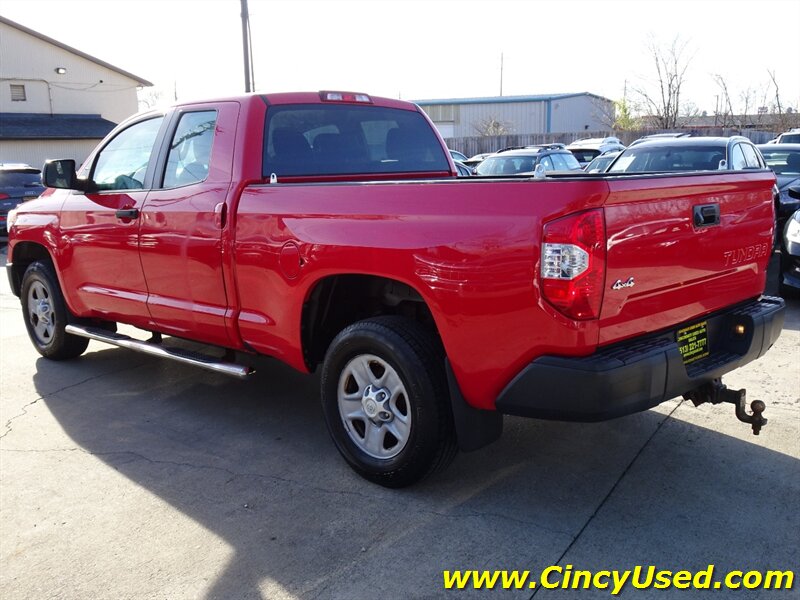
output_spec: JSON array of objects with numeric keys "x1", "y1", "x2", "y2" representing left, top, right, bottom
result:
[{"x1": 263, "y1": 104, "x2": 449, "y2": 177}]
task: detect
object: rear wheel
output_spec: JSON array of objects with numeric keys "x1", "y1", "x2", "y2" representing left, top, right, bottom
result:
[
  {"x1": 320, "y1": 317, "x2": 457, "y2": 487},
  {"x1": 20, "y1": 261, "x2": 89, "y2": 359}
]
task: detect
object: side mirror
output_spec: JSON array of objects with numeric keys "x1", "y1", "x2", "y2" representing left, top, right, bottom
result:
[
  {"x1": 788, "y1": 186, "x2": 800, "y2": 200},
  {"x1": 42, "y1": 159, "x2": 86, "y2": 191},
  {"x1": 718, "y1": 159, "x2": 728, "y2": 170}
]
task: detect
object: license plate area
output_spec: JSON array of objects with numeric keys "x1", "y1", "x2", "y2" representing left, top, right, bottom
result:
[{"x1": 677, "y1": 321, "x2": 709, "y2": 364}]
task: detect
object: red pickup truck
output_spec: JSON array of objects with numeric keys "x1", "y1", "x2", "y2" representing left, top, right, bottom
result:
[{"x1": 6, "y1": 92, "x2": 785, "y2": 487}]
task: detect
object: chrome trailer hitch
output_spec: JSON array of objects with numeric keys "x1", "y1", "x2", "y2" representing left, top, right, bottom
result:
[{"x1": 683, "y1": 378, "x2": 767, "y2": 435}]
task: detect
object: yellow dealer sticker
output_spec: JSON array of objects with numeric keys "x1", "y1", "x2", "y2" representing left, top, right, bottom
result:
[{"x1": 678, "y1": 321, "x2": 709, "y2": 364}]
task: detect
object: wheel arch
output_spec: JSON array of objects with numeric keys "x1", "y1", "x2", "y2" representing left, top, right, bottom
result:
[
  {"x1": 7, "y1": 242, "x2": 54, "y2": 297},
  {"x1": 300, "y1": 273, "x2": 440, "y2": 370}
]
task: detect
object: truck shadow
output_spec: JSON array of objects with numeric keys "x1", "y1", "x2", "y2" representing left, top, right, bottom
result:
[{"x1": 32, "y1": 340, "x2": 799, "y2": 599}]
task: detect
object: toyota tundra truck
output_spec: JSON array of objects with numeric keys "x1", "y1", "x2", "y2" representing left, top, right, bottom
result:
[{"x1": 5, "y1": 92, "x2": 785, "y2": 487}]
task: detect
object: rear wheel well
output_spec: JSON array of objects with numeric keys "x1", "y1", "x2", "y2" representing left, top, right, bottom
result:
[
  {"x1": 302, "y1": 275, "x2": 438, "y2": 369},
  {"x1": 8, "y1": 242, "x2": 53, "y2": 296}
]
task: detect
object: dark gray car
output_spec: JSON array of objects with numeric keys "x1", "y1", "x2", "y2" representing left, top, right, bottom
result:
[
  {"x1": 757, "y1": 143, "x2": 800, "y2": 226},
  {"x1": 0, "y1": 164, "x2": 44, "y2": 237}
]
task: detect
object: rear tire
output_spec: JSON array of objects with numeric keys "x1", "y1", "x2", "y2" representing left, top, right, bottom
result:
[
  {"x1": 20, "y1": 261, "x2": 89, "y2": 360},
  {"x1": 320, "y1": 316, "x2": 457, "y2": 488}
]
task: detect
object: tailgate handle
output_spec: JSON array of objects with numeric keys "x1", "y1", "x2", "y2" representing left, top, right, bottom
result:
[{"x1": 693, "y1": 204, "x2": 720, "y2": 227}]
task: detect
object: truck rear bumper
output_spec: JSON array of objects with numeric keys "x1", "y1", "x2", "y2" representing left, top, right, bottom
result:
[{"x1": 495, "y1": 296, "x2": 785, "y2": 422}]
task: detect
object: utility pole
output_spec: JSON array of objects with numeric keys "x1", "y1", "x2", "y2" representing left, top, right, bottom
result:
[
  {"x1": 499, "y1": 52, "x2": 504, "y2": 97},
  {"x1": 241, "y1": 0, "x2": 254, "y2": 93}
]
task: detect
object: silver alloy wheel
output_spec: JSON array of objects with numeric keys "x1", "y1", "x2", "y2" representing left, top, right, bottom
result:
[
  {"x1": 27, "y1": 281, "x2": 55, "y2": 345},
  {"x1": 337, "y1": 354, "x2": 412, "y2": 459}
]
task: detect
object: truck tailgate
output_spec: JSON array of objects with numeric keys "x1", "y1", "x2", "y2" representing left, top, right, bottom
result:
[{"x1": 598, "y1": 171, "x2": 775, "y2": 346}]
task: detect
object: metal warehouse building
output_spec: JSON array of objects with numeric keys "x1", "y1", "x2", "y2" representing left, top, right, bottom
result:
[{"x1": 415, "y1": 93, "x2": 613, "y2": 138}]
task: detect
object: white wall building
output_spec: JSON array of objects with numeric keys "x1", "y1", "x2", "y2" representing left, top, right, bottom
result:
[
  {"x1": 0, "y1": 16, "x2": 151, "y2": 168},
  {"x1": 415, "y1": 93, "x2": 613, "y2": 139}
]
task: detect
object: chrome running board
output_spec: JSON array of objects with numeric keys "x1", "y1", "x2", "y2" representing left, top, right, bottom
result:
[{"x1": 65, "y1": 324, "x2": 254, "y2": 379}]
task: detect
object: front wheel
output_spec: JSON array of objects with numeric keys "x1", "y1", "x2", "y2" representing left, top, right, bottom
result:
[
  {"x1": 20, "y1": 261, "x2": 89, "y2": 360},
  {"x1": 320, "y1": 317, "x2": 457, "y2": 488}
]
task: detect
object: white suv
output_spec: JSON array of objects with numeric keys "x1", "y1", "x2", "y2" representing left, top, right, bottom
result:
[{"x1": 567, "y1": 136, "x2": 626, "y2": 167}]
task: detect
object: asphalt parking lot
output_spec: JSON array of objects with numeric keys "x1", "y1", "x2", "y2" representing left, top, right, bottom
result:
[{"x1": 1, "y1": 246, "x2": 798, "y2": 600}]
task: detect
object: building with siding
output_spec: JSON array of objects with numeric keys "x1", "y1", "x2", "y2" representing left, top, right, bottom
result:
[
  {"x1": 0, "y1": 16, "x2": 151, "y2": 169},
  {"x1": 415, "y1": 93, "x2": 613, "y2": 139}
]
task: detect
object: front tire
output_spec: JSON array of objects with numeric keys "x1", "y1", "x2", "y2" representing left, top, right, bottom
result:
[
  {"x1": 20, "y1": 261, "x2": 89, "y2": 360},
  {"x1": 320, "y1": 317, "x2": 457, "y2": 488}
]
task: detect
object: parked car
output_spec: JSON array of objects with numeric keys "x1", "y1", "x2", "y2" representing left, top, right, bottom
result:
[
  {"x1": 584, "y1": 151, "x2": 621, "y2": 173},
  {"x1": 0, "y1": 163, "x2": 44, "y2": 238},
  {"x1": 566, "y1": 137, "x2": 625, "y2": 167},
  {"x1": 453, "y1": 160, "x2": 473, "y2": 176},
  {"x1": 462, "y1": 153, "x2": 493, "y2": 168},
  {"x1": 448, "y1": 149, "x2": 468, "y2": 163},
  {"x1": 775, "y1": 128, "x2": 800, "y2": 144},
  {"x1": 627, "y1": 132, "x2": 691, "y2": 147},
  {"x1": 757, "y1": 143, "x2": 800, "y2": 228},
  {"x1": 475, "y1": 146, "x2": 582, "y2": 176},
  {"x1": 607, "y1": 136, "x2": 766, "y2": 174},
  {"x1": 779, "y1": 188, "x2": 800, "y2": 297}
]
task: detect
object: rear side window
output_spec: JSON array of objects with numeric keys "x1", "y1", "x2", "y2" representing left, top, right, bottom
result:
[
  {"x1": 551, "y1": 153, "x2": 581, "y2": 170},
  {"x1": 740, "y1": 143, "x2": 763, "y2": 169},
  {"x1": 263, "y1": 104, "x2": 449, "y2": 177},
  {"x1": 729, "y1": 144, "x2": 747, "y2": 170},
  {"x1": 163, "y1": 110, "x2": 217, "y2": 188}
]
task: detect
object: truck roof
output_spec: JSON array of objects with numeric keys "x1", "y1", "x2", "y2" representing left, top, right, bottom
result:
[{"x1": 169, "y1": 91, "x2": 418, "y2": 112}]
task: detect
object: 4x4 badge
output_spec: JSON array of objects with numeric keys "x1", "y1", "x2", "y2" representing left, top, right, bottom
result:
[{"x1": 612, "y1": 277, "x2": 635, "y2": 290}]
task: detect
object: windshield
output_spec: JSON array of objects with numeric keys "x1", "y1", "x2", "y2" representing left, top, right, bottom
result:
[
  {"x1": 760, "y1": 149, "x2": 800, "y2": 176},
  {"x1": 569, "y1": 149, "x2": 600, "y2": 163},
  {"x1": 608, "y1": 144, "x2": 726, "y2": 173}
]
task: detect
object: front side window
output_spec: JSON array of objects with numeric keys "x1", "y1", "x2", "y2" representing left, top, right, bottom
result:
[
  {"x1": 92, "y1": 117, "x2": 164, "y2": 191},
  {"x1": 263, "y1": 104, "x2": 449, "y2": 177},
  {"x1": 163, "y1": 111, "x2": 217, "y2": 188}
]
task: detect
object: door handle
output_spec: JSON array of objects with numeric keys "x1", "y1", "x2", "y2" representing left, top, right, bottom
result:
[
  {"x1": 693, "y1": 204, "x2": 720, "y2": 227},
  {"x1": 115, "y1": 208, "x2": 140, "y2": 219}
]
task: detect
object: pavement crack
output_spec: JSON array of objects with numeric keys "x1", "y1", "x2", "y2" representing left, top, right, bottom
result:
[
  {"x1": 0, "y1": 363, "x2": 146, "y2": 441},
  {"x1": 528, "y1": 401, "x2": 683, "y2": 599}
]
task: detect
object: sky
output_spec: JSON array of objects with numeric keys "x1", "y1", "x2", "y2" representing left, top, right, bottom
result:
[{"x1": 2, "y1": 0, "x2": 799, "y2": 116}]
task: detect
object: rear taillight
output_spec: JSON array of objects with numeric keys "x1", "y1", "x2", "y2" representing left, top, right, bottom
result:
[
  {"x1": 540, "y1": 208, "x2": 606, "y2": 320},
  {"x1": 0, "y1": 193, "x2": 9, "y2": 200}
]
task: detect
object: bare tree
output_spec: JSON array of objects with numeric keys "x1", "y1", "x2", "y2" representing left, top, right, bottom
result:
[
  {"x1": 473, "y1": 117, "x2": 513, "y2": 137},
  {"x1": 768, "y1": 70, "x2": 800, "y2": 132},
  {"x1": 713, "y1": 74, "x2": 736, "y2": 127},
  {"x1": 633, "y1": 36, "x2": 693, "y2": 129},
  {"x1": 138, "y1": 89, "x2": 164, "y2": 111}
]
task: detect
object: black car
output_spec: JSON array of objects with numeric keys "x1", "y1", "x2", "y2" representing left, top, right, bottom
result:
[
  {"x1": 779, "y1": 187, "x2": 800, "y2": 298},
  {"x1": 756, "y1": 143, "x2": 800, "y2": 227},
  {"x1": 607, "y1": 136, "x2": 766, "y2": 173},
  {"x1": 474, "y1": 146, "x2": 582, "y2": 176},
  {"x1": 0, "y1": 164, "x2": 44, "y2": 238}
]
